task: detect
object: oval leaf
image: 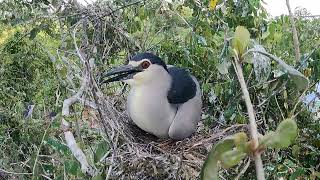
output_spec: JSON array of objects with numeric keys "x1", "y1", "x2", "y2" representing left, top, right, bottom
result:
[
  {"x1": 232, "y1": 26, "x2": 250, "y2": 56},
  {"x1": 260, "y1": 119, "x2": 298, "y2": 149}
]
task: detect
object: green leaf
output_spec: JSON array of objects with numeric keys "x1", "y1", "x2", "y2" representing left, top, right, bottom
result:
[
  {"x1": 260, "y1": 119, "x2": 298, "y2": 149},
  {"x1": 180, "y1": 6, "x2": 193, "y2": 18},
  {"x1": 289, "y1": 168, "x2": 306, "y2": 180},
  {"x1": 94, "y1": 141, "x2": 109, "y2": 163},
  {"x1": 200, "y1": 137, "x2": 234, "y2": 180},
  {"x1": 252, "y1": 50, "x2": 309, "y2": 90},
  {"x1": 92, "y1": 174, "x2": 104, "y2": 180},
  {"x1": 45, "y1": 138, "x2": 71, "y2": 156},
  {"x1": 252, "y1": 45, "x2": 271, "y2": 83},
  {"x1": 65, "y1": 160, "x2": 80, "y2": 175},
  {"x1": 220, "y1": 148, "x2": 246, "y2": 168},
  {"x1": 30, "y1": 28, "x2": 40, "y2": 40},
  {"x1": 217, "y1": 60, "x2": 231, "y2": 75},
  {"x1": 232, "y1": 26, "x2": 250, "y2": 56},
  {"x1": 291, "y1": 145, "x2": 300, "y2": 157}
]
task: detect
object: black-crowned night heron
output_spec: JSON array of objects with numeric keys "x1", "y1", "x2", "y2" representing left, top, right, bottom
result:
[{"x1": 101, "y1": 53, "x2": 202, "y2": 140}]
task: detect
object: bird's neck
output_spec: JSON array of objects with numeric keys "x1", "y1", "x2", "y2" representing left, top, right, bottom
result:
[{"x1": 132, "y1": 71, "x2": 172, "y2": 97}]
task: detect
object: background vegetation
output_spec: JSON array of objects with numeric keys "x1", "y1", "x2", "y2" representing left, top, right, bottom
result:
[{"x1": 0, "y1": 0, "x2": 319, "y2": 179}]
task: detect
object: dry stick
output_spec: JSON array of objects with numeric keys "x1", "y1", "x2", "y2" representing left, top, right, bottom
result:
[
  {"x1": 0, "y1": 168, "x2": 32, "y2": 175},
  {"x1": 233, "y1": 56, "x2": 265, "y2": 180},
  {"x1": 235, "y1": 158, "x2": 251, "y2": 180},
  {"x1": 286, "y1": 0, "x2": 301, "y2": 63},
  {"x1": 59, "y1": 22, "x2": 94, "y2": 176}
]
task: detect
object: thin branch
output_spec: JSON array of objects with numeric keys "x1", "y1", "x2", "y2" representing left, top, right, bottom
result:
[
  {"x1": 0, "y1": 168, "x2": 31, "y2": 175},
  {"x1": 299, "y1": 15, "x2": 320, "y2": 18},
  {"x1": 274, "y1": 96, "x2": 285, "y2": 120},
  {"x1": 233, "y1": 53, "x2": 265, "y2": 180},
  {"x1": 235, "y1": 158, "x2": 251, "y2": 180},
  {"x1": 286, "y1": 0, "x2": 301, "y2": 63},
  {"x1": 61, "y1": 74, "x2": 95, "y2": 175},
  {"x1": 32, "y1": 123, "x2": 51, "y2": 180},
  {"x1": 72, "y1": 22, "x2": 86, "y2": 64}
]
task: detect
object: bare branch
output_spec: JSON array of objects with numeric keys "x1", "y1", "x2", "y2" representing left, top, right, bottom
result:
[{"x1": 286, "y1": 0, "x2": 301, "y2": 63}]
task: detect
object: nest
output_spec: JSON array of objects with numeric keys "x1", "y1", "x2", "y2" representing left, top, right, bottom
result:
[{"x1": 92, "y1": 89, "x2": 248, "y2": 179}]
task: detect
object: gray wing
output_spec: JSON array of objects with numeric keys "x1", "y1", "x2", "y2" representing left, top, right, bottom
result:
[
  {"x1": 168, "y1": 75, "x2": 202, "y2": 140},
  {"x1": 167, "y1": 67, "x2": 197, "y2": 104}
]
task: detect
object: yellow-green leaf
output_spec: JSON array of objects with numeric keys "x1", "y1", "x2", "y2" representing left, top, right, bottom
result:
[
  {"x1": 180, "y1": 6, "x2": 193, "y2": 18},
  {"x1": 220, "y1": 148, "x2": 246, "y2": 168},
  {"x1": 209, "y1": 0, "x2": 218, "y2": 10},
  {"x1": 232, "y1": 26, "x2": 250, "y2": 56},
  {"x1": 234, "y1": 132, "x2": 248, "y2": 152}
]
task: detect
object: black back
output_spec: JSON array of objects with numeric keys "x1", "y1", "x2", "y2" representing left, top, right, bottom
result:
[
  {"x1": 130, "y1": 53, "x2": 167, "y2": 71},
  {"x1": 167, "y1": 67, "x2": 196, "y2": 104}
]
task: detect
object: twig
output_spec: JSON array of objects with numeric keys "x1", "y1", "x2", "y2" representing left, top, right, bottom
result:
[
  {"x1": 60, "y1": 23, "x2": 95, "y2": 176},
  {"x1": 31, "y1": 123, "x2": 51, "y2": 180},
  {"x1": 61, "y1": 73, "x2": 94, "y2": 175},
  {"x1": 72, "y1": 22, "x2": 86, "y2": 64},
  {"x1": 274, "y1": 96, "x2": 285, "y2": 120},
  {"x1": 188, "y1": 124, "x2": 247, "y2": 150},
  {"x1": 286, "y1": 0, "x2": 301, "y2": 63},
  {"x1": 235, "y1": 158, "x2": 251, "y2": 180},
  {"x1": 0, "y1": 168, "x2": 31, "y2": 175},
  {"x1": 299, "y1": 15, "x2": 320, "y2": 18},
  {"x1": 233, "y1": 54, "x2": 265, "y2": 180}
]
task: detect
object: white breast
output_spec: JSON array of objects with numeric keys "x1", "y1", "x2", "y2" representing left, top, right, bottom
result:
[{"x1": 126, "y1": 86, "x2": 176, "y2": 138}]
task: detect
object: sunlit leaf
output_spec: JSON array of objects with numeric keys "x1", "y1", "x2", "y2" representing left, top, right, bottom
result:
[
  {"x1": 234, "y1": 132, "x2": 248, "y2": 152},
  {"x1": 232, "y1": 26, "x2": 250, "y2": 56},
  {"x1": 252, "y1": 45, "x2": 271, "y2": 83},
  {"x1": 209, "y1": 0, "x2": 218, "y2": 10},
  {"x1": 180, "y1": 6, "x2": 193, "y2": 18}
]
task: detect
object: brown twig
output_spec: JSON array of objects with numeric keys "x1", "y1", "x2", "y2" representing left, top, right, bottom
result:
[{"x1": 286, "y1": 0, "x2": 301, "y2": 63}]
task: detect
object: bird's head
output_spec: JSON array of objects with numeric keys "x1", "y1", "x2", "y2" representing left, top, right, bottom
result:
[{"x1": 101, "y1": 53, "x2": 168, "y2": 86}]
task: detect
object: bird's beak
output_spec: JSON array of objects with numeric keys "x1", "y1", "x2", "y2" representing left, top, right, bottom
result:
[{"x1": 100, "y1": 64, "x2": 143, "y2": 84}]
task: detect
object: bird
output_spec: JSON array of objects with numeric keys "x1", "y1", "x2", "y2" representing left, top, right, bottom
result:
[{"x1": 101, "y1": 52, "x2": 202, "y2": 140}]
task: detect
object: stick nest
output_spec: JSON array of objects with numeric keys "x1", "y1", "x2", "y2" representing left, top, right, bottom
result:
[{"x1": 93, "y1": 90, "x2": 247, "y2": 179}]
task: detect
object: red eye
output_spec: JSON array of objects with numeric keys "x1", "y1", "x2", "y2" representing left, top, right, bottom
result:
[{"x1": 141, "y1": 61, "x2": 150, "y2": 69}]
